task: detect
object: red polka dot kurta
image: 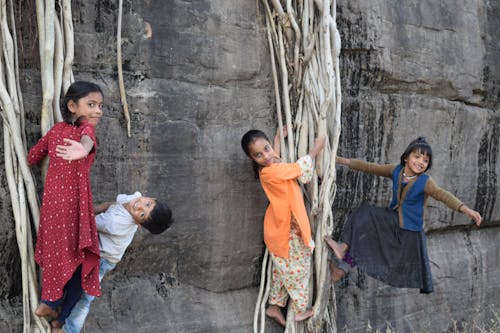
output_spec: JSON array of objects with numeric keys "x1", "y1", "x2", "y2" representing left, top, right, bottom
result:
[{"x1": 28, "y1": 121, "x2": 101, "y2": 301}]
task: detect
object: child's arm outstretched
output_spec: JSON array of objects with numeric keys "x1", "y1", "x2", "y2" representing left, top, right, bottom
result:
[
  {"x1": 336, "y1": 155, "x2": 394, "y2": 178},
  {"x1": 55, "y1": 135, "x2": 94, "y2": 161},
  {"x1": 425, "y1": 179, "x2": 482, "y2": 227},
  {"x1": 336, "y1": 155, "x2": 351, "y2": 166},
  {"x1": 459, "y1": 205, "x2": 482, "y2": 226},
  {"x1": 28, "y1": 132, "x2": 50, "y2": 166}
]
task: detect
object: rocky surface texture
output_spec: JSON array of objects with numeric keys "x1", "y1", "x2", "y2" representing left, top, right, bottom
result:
[
  {"x1": 0, "y1": 0, "x2": 498, "y2": 332},
  {"x1": 334, "y1": 0, "x2": 499, "y2": 331}
]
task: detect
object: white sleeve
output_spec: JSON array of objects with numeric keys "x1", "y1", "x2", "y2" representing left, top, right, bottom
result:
[
  {"x1": 95, "y1": 212, "x2": 113, "y2": 233},
  {"x1": 96, "y1": 209, "x2": 134, "y2": 235},
  {"x1": 116, "y1": 192, "x2": 142, "y2": 205},
  {"x1": 297, "y1": 155, "x2": 314, "y2": 184}
]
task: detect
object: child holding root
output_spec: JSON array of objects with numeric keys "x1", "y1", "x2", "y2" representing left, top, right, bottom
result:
[
  {"x1": 241, "y1": 129, "x2": 326, "y2": 326},
  {"x1": 28, "y1": 81, "x2": 104, "y2": 323},
  {"x1": 325, "y1": 137, "x2": 482, "y2": 293}
]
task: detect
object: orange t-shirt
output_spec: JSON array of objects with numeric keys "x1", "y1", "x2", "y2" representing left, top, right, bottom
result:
[{"x1": 259, "y1": 163, "x2": 313, "y2": 258}]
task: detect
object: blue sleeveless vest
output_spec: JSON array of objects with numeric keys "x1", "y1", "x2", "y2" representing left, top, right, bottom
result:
[{"x1": 389, "y1": 165, "x2": 429, "y2": 231}]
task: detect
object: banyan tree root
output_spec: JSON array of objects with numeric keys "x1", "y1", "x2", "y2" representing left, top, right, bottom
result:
[
  {"x1": 2, "y1": 0, "x2": 134, "y2": 331},
  {"x1": 0, "y1": 0, "x2": 78, "y2": 331},
  {"x1": 1, "y1": 1, "x2": 48, "y2": 331},
  {"x1": 255, "y1": 1, "x2": 342, "y2": 332},
  {"x1": 117, "y1": 0, "x2": 131, "y2": 137}
]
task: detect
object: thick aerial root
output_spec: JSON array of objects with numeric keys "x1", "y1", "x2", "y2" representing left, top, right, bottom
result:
[
  {"x1": 254, "y1": 1, "x2": 342, "y2": 332},
  {"x1": 1, "y1": 1, "x2": 78, "y2": 331}
]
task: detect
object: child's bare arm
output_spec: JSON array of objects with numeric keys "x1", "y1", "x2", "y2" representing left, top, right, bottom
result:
[
  {"x1": 273, "y1": 127, "x2": 287, "y2": 158},
  {"x1": 80, "y1": 135, "x2": 94, "y2": 153},
  {"x1": 94, "y1": 202, "x2": 114, "y2": 214},
  {"x1": 56, "y1": 135, "x2": 94, "y2": 161},
  {"x1": 308, "y1": 136, "x2": 326, "y2": 159}
]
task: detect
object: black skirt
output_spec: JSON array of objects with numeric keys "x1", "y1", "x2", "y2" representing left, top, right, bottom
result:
[{"x1": 341, "y1": 203, "x2": 433, "y2": 293}]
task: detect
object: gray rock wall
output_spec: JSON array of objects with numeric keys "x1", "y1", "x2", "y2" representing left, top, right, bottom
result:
[
  {"x1": 2, "y1": 1, "x2": 277, "y2": 332},
  {"x1": 335, "y1": 0, "x2": 499, "y2": 331},
  {"x1": 0, "y1": 0, "x2": 498, "y2": 332}
]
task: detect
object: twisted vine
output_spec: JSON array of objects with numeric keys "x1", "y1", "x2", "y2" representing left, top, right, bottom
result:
[
  {"x1": 254, "y1": 1, "x2": 342, "y2": 332},
  {"x1": 0, "y1": 1, "x2": 74, "y2": 331}
]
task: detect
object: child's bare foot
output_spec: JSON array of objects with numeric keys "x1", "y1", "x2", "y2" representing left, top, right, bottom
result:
[
  {"x1": 51, "y1": 328, "x2": 64, "y2": 333},
  {"x1": 265, "y1": 305, "x2": 286, "y2": 327},
  {"x1": 295, "y1": 308, "x2": 314, "y2": 321},
  {"x1": 328, "y1": 260, "x2": 346, "y2": 282},
  {"x1": 324, "y1": 236, "x2": 347, "y2": 260},
  {"x1": 51, "y1": 320, "x2": 63, "y2": 328},
  {"x1": 35, "y1": 303, "x2": 58, "y2": 319}
]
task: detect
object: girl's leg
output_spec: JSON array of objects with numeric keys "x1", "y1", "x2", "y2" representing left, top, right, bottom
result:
[
  {"x1": 36, "y1": 270, "x2": 64, "y2": 319},
  {"x1": 267, "y1": 254, "x2": 288, "y2": 327},
  {"x1": 265, "y1": 304, "x2": 286, "y2": 327},
  {"x1": 57, "y1": 265, "x2": 83, "y2": 324},
  {"x1": 63, "y1": 258, "x2": 116, "y2": 333},
  {"x1": 324, "y1": 235, "x2": 348, "y2": 260},
  {"x1": 37, "y1": 265, "x2": 83, "y2": 323},
  {"x1": 285, "y1": 223, "x2": 313, "y2": 322},
  {"x1": 328, "y1": 260, "x2": 346, "y2": 282},
  {"x1": 35, "y1": 302, "x2": 59, "y2": 319},
  {"x1": 295, "y1": 308, "x2": 314, "y2": 321}
]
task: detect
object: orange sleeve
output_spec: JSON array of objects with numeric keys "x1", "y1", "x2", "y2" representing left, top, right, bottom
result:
[{"x1": 260, "y1": 163, "x2": 302, "y2": 184}]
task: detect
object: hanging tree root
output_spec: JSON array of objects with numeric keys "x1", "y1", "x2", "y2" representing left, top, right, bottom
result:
[
  {"x1": 0, "y1": 1, "x2": 78, "y2": 331},
  {"x1": 117, "y1": 0, "x2": 131, "y2": 137},
  {"x1": 255, "y1": 1, "x2": 342, "y2": 332}
]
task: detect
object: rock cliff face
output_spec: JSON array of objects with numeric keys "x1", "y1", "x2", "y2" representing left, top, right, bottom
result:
[
  {"x1": 335, "y1": 0, "x2": 499, "y2": 331},
  {"x1": 0, "y1": 1, "x2": 498, "y2": 332}
]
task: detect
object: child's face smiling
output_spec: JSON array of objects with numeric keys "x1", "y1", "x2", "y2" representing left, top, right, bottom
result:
[
  {"x1": 404, "y1": 150, "x2": 429, "y2": 176},
  {"x1": 248, "y1": 137, "x2": 278, "y2": 167},
  {"x1": 68, "y1": 92, "x2": 104, "y2": 126},
  {"x1": 127, "y1": 197, "x2": 157, "y2": 225}
]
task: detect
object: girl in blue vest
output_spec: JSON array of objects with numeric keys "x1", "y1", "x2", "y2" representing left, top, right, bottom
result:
[{"x1": 325, "y1": 137, "x2": 482, "y2": 293}]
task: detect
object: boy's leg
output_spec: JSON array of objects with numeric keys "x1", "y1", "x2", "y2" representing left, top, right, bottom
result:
[
  {"x1": 62, "y1": 293, "x2": 95, "y2": 333},
  {"x1": 62, "y1": 258, "x2": 116, "y2": 333}
]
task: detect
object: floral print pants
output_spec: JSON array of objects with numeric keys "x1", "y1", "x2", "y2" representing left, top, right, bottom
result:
[{"x1": 269, "y1": 220, "x2": 312, "y2": 314}]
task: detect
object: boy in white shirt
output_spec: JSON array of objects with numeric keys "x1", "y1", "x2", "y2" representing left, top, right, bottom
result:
[{"x1": 52, "y1": 192, "x2": 173, "y2": 333}]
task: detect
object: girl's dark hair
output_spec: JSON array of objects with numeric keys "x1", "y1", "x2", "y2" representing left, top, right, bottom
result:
[
  {"x1": 61, "y1": 81, "x2": 103, "y2": 125},
  {"x1": 241, "y1": 129, "x2": 270, "y2": 179},
  {"x1": 400, "y1": 137, "x2": 433, "y2": 171}
]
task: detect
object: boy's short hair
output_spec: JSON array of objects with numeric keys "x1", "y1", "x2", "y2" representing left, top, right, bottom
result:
[{"x1": 142, "y1": 201, "x2": 173, "y2": 234}]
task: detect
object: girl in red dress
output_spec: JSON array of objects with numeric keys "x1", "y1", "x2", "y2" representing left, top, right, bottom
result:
[{"x1": 28, "y1": 81, "x2": 104, "y2": 323}]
